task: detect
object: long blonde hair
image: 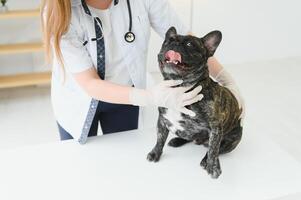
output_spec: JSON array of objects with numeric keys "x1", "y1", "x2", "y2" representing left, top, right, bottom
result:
[{"x1": 40, "y1": 0, "x2": 72, "y2": 73}]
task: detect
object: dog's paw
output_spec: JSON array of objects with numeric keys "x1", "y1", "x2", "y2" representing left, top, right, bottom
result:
[
  {"x1": 200, "y1": 154, "x2": 222, "y2": 179},
  {"x1": 147, "y1": 150, "x2": 162, "y2": 162},
  {"x1": 168, "y1": 137, "x2": 190, "y2": 147}
]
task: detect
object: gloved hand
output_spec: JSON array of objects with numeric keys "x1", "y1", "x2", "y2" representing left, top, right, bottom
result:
[
  {"x1": 214, "y1": 68, "x2": 245, "y2": 122},
  {"x1": 129, "y1": 80, "x2": 203, "y2": 117}
]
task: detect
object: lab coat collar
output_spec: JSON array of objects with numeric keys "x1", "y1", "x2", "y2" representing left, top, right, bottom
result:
[{"x1": 71, "y1": 0, "x2": 82, "y2": 7}]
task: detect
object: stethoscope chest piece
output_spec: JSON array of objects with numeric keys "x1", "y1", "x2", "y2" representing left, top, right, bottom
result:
[{"x1": 125, "y1": 31, "x2": 135, "y2": 43}]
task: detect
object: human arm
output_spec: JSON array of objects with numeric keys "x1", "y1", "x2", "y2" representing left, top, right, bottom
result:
[
  {"x1": 147, "y1": 0, "x2": 191, "y2": 37},
  {"x1": 73, "y1": 67, "x2": 203, "y2": 117},
  {"x1": 73, "y1": 67, "x2": 132, "y2": 104},
  {"x1": 208, "y1": 57, "x2": 245, "y2": 120},
  {"x1": 207, "y1": 57, "x2": 224, "y2": 78}
]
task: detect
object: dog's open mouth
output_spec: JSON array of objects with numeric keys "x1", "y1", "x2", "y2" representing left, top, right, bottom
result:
[{"x1": 164, "y1": 50, "x2": 185, "y2": 67}]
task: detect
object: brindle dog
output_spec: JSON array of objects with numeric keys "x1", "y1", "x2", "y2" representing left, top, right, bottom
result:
[{"x1": 146, "y1": 27, "x2": 243, "y2": 179}]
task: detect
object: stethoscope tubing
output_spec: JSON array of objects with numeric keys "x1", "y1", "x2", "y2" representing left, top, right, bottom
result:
[
  {"x1": 126, "y1": 0, "x2": 133, "y2": 32},
  {"x1": 82, "y1": 0, "x2": 135, "y2": 44}
]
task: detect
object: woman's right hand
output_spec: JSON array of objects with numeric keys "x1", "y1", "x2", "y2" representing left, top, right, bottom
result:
[{"x1": 129, "y1": 80, "x2": 204, "y2": 117}]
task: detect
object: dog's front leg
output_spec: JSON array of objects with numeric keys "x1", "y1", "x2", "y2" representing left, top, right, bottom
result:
[
  {"x1": 147, "y1": 115, "x2": 169, "y2": 162},
  {"x1": 200, "y1": 125, "x2": 223, "y2": 178}
]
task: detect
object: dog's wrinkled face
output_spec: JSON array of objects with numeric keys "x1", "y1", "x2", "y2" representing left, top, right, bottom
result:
[{"x1": 158, "y1": 27, "x2": 222, "y2": 81}]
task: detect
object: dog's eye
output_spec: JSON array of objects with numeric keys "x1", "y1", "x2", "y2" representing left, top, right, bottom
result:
[{"x1": 186, "y1": 42, "x2": 192, "y2": 47}]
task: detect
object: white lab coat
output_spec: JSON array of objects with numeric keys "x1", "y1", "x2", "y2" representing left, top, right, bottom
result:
[{"x1": 51, "y1": 0, "x2": 190, "y2": 143}]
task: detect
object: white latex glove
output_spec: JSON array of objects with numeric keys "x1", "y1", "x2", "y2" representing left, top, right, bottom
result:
[
  {"x1": 214, "y1": 69, "x2": 246, "y2": 122},
  {"x1": 129, "y1": 80, "x2": 203, "y2": 117}
]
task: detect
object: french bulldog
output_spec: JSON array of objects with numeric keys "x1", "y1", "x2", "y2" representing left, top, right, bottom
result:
[{"x1": 146, "y1": 27, "x2": 243, "y2": 179}]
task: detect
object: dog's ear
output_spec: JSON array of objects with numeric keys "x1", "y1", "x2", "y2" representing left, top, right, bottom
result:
[
  {"x1": 202, "y1": 31, "x2": 222, "y2": 57},
  {"x1": 166, "y1": 27, "x2": 177, "y2": 39}
]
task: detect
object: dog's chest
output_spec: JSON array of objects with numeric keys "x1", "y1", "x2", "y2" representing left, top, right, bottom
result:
[
  {"x1": 163, "y1": 109, "x2": 185, "y2": 133},
  {"x1": 163, "y1": 107, "x2": 209, "y2": 134},
  {"x1": 161, "y1": 102, "x2": 211, "y2": 140}
]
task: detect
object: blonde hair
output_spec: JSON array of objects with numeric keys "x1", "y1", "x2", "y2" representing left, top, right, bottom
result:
[{"x1": 40, "y1": 0, "x2": 72, "y2": 73}]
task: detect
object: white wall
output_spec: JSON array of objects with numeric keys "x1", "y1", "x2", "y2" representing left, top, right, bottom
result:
[{"x1": 192, "y1": 0, "x2": 301, "y2": 65}]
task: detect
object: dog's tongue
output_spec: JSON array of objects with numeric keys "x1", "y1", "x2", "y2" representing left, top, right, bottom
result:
[{"x1": 165, "y1": 50, "x2": 182, "y2": 63}]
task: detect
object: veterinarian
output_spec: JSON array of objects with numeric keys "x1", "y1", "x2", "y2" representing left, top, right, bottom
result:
[{"x1": 41, "y1": 0, "x2": 244, "y2": 144}]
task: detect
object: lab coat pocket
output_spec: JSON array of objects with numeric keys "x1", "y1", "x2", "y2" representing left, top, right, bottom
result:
[{"x1": 132, "y1": 13, "x2": 150, "y2": 53}]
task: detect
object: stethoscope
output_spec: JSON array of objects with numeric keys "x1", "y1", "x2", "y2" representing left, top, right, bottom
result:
[
  {"x1": 124, "y1": 0, "x2": 135, "y2": 43},
  {"x1": 82, "y1": 0, "x2": 135, "y2": 44}
]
